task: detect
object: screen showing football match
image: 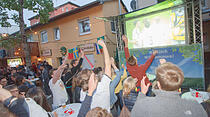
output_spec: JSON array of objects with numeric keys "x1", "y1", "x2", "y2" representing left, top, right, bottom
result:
[{"x1": 125, "y1": 7, "x2": 186, "y2": 49}]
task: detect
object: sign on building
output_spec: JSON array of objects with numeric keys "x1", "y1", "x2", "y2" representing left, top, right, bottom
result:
[
  {"x1": 79, "y1": 43, "x2": 95, "y2": 52},
  {"x1": 41, "y1": 49, "x2": 52, "y2": 56}
]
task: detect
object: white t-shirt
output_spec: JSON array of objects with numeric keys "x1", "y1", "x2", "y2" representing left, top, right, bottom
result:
[
  {"x1": 49, "y1": 79, "x2": 68, "y2": 107},
  {"x1": 25, "y1": 98, "x2": 49, "y2": 117},
  {"x1": 80, "y1": 89, "x2": 87, "y2": 102},
  {"x1": 91, "y1": 75, "x2": 111, "y2": 112}
]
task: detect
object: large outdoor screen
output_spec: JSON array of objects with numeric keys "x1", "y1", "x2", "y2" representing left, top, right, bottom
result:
[
  {"x1": 7, "y1": 58, "x2": 23, "y2": 67},
  {"x1": 125, "y1": 3, "x2": 185, "y2": 49}
]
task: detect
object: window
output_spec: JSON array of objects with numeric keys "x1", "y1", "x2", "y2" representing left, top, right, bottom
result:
[
  {"x1": 201, "y1": 0, "x2": 207, "y2": 9},
  {"x1": 41, "y1": 31, "x2": 48, "y2": 43},
  {"x1": 111, "y1": 21, "x2": 116, "y2": 33},
  {"x1": 54, "y1": 28, "x2": 60, "y2": 40},
  {"x1": 66, "y1": 7, "x2": 68, "y2": 12},
  {"x1": 78, "y1": 18, "x2": 91, "y2": 35},
  {"x1": 62, "y1": 8, "x2": 64, "y2": 12},
  {"x1": 27, "y1": 34, "x2": 34, "y2": 42}
]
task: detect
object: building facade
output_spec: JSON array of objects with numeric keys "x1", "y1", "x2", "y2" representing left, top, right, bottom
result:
[
  {"x1": 202, "y1": 0, "x2": 210, "y2": 88},
  {"x1": 25, "y1": 0, "x2": 127, "y2": 68}
]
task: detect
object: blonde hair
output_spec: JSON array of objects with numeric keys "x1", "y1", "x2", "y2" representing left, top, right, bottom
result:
[
  {"x1": 72, "y1": 69, "x2": 92, "y2": 92},
  {"x1": 123, "y1": 77, "x2": 137, "y2": 96},
  {"x1": 86, "y1": 107, "x2": 112, "y2": 117},
  {"x1": 156, "y1": 62, "x2": 184, "y2": 91}
]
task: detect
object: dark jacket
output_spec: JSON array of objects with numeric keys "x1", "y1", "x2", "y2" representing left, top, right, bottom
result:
[
  {"x1": 4, "y1": 97, "x2": 29, "y2": 117},
  {"x1": 41, "y1": 68, "x2": 52, "y2": 95},
  {"x1": 71, "y1": 58, "x2": 83, "y2": 77},
  {"x1": 123, "y1": 90, "x2": 138, "y2": 112},
  {"x1": 65, "y1": 58, "x2": 83, "y2": 86},
  {"x1": 78, "y1": 95, "x2": 92, "y2": 117}
]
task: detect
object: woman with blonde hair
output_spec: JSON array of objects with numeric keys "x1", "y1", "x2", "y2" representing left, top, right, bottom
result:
[{"x1": 122, "y1": 76, "x2": 138, "y2": 111}]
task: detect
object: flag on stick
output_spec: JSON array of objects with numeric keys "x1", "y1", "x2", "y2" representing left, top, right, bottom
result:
[
  {"x1": 97, "y1": 36, "x2": 105, "y2": 49},
  {"x1": 73, "y1": 47, "x2": 79, "y2": 59},
  {"x1": 95, "y1": 43, "x2": 103, "y2": 54},
  {"x1": 68, "y1": 49, "x2": 74, "y2": 59}
]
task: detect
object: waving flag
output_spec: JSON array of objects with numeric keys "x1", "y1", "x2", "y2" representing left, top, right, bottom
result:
[
  {"x1": 95, "y1": 36, "x2": 104, "y2": 54},
  {"x1": 68, "y1": 49, "x2": 74, "y2": 59},
  {"x1": 73, "y1": 47, "x2": 79, "y2": 59},
  {"x1": 97, "y1": 36, "x2": 105, "y2": 49},
  {"x1": 95, "y1": 43, "x2": 103, "y2": 54}
]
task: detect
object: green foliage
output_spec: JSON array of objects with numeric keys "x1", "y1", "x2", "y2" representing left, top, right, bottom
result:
[
  {"x1": 182, "y1": 78, "x2": 204, "y2": 89},
  {"x1": 0, "y1": 0, "x2": 54, "y2": 27},
  {"x1": 172, "y1": 44, "x2": 203, "y2": 64},
  {"x1": 0, "y1": 0, "x2": 54, "y2": 49},
  {"x1": 0, "y1": 34, "x2": 22, "y2": 49}
]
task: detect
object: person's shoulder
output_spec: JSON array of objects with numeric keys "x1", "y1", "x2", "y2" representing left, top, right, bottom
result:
[
  {"x1": 48, "y1": 79, "x2": 53, "y2": 86},
  {"x1": 25, "y1": 98, "x2": 35, "y2": 104},
  {"x1": 102, "y1": 74, "x2": 111, "y2": 80}
]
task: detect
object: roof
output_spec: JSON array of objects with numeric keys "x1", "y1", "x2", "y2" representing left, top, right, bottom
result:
[
  {"x1": 12, "y1": 0, "x2": 128, "y2": 35},
  {"x1": 11, "y1": 1, "x2": 101, "y2": 35},
  {"x1": 120, "y1": 0, "x2": 128, "y2": 12},
  {"x1": 28, "y1": 1, "x2": 80, "y2": 20}
]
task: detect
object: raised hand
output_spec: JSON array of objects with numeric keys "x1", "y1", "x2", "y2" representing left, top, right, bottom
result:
[
  {"x1": 153, "y1": 50, "x2": 158, "y2": 56},
  {"x1": 88, "y1": 73, "x2": 98, "y2": 96},
  {"x1": 110, "y1": 57, "x2": 115, "y2": 65},
  {"x1": 141, "y1": 76, "x2": 150, "y2": 95},
  {"x1": 122, "y1": 35, "x2": 128, "y2": 43},
  {"x1": 122, "y1": 35, "x2": 128, "y2": 47},
  {"x1": 80, "y1": 49, "x2": 84, "y2": 58},
  {"x1": 159, "y1": 58, "x2": 166, "y2": 65},
  {"x1": 122, "y1": 64, "x2": 125, "y2": 69},
  {"x1": 62, "y1": 55, "x2": 68, "y2": 65},
  {"x1": 97, "y1": 39, "x2": 105, "y2": 47}
]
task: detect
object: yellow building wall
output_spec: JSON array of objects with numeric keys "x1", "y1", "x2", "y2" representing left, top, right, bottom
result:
[
  {"x1": 102, "y1": 0, "x2": 127, "y2": 60},
  {"x1": 27, "y1": 1, "x2": 126, "y2": 68},
  {"x1": 29, "y1": 5, "x2": 106, "y2": 68}
]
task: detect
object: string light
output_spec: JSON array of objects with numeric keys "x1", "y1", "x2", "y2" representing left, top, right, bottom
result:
[
  {"x1": 2, "y1": 33, "x2": 8, "y2": 37},
  {"x1": 37, "y1": 58, "x2": 41, "y2": 61}
]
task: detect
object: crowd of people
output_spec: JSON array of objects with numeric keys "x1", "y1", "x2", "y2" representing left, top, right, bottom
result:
[{"x1": 0, "y1": 35, "x2": 209, "y2": 117}]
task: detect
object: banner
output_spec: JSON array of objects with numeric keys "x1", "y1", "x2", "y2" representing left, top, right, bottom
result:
[{"x1": 119, "y1": 44, "x2": 204, "y2": 89}]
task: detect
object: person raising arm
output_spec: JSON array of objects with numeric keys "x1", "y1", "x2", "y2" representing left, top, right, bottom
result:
[
  {"x1": 49, "y1": 56, "x2": 69, "y2": 110},
  {"x1": 122, "y1": 35, "x2": 157, "y2": 87}
]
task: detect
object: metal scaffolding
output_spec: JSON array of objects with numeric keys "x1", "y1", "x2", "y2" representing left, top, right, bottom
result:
[{"x1": 186, "y1": 0, "x2": 203, "y2": 44}]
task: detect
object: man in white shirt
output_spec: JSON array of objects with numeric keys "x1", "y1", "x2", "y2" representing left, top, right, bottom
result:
[{"x1": 49, "y1": 56, "x2": 69, "y2": 110}]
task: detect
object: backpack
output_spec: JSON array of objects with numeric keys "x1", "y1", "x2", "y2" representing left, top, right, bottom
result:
[{"x1": 119, "y1": 98, "x2": 131, "y2": 117}]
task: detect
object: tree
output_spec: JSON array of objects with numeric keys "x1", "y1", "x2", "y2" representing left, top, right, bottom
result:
[{"x1": 0, "y1": 0, "x2": 54, "y2": 66}]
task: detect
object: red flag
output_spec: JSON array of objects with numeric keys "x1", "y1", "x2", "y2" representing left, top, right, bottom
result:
[{"x1": 68, "y1": 49, "x2": 74, "y2": 59}]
